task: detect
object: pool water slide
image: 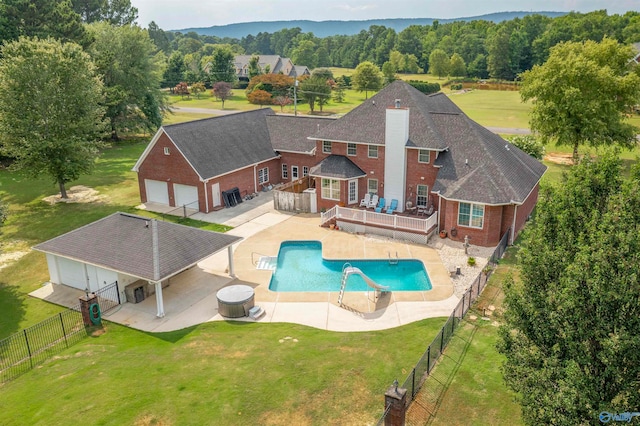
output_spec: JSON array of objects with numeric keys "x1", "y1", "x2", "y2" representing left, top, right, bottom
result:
[{"x1": 338, "y1": 265, "x2": 390, "y2": 305}]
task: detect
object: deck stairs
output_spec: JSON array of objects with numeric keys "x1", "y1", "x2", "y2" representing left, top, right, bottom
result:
[{"x1": 256, "y1": 256, "x2": 277, "y2": 271}]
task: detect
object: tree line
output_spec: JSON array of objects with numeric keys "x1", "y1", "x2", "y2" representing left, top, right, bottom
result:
[{"x1": 148, "y1": 9, "x2": 640, "y2": 83}]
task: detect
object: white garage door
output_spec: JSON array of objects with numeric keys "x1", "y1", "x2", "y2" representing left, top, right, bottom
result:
[
  {"x1": 145, "y1": 179, "x2": 169, "y2": 205},
  {"x1": 58, "y1": 257, "x2": 86, "y2": 290},
  {"x1": 174, "y1": 184, "x2": 198, "y2": 208}
]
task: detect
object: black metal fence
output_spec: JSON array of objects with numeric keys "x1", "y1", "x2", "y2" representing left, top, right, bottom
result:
[
  {"x1": 0, "y1": 281, "x2": 120, "y2": 384},
  {"x1": 0, "y1": 304, "x2": 85, "y2": 383},
  {"x1": 376, "y1": 231, "x2": 509, "y2": 425}
]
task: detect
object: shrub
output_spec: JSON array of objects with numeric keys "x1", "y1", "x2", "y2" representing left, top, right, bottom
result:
[
  {"x1": 450, "y1": 83, "x2": 463, "y2": 90},
  {"x1": 467, "y1": 256, "x2": 476, "y2": 267},
  {"x1": 407, "y1": 80, "x2": 440, "y2": 95},
  {"x1": 507, "y1": 135, "x2": 545, "y2": 160}
]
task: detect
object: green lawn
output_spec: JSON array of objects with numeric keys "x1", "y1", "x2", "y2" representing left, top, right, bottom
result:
[
  {"x1": 0, "y1": 318, "x2": 446, "y2": 425},
  {"x1": 429, "y1": 251, "x2": 522, "y2": 425}
]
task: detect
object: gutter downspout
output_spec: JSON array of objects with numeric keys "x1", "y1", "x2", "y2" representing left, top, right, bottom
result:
[
  {"x1": 254, "y1": 164, "x2": 258, "y2": 194},
  {"x1": 511, "y1": 204, "x2": 518, "y2": 245},
  {"x1": 203, "y1": 180, "x2": 209, "y2": 213},
  {"x1": 437, "y1": 196, "x2": 442, "y2": 232}
]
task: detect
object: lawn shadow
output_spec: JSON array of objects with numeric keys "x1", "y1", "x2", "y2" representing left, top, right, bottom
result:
[{"x1": 0, "y1": 283, "x2": 27, "y2": 338}]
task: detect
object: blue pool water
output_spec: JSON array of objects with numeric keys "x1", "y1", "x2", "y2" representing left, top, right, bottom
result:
[{"x1": 268, "y1": 240, "x2": 432, "y2": 292}]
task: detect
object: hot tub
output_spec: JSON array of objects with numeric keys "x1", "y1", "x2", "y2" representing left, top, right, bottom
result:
[{"x1": 216, "y1": 284, "x2": 255, "y2": 318}]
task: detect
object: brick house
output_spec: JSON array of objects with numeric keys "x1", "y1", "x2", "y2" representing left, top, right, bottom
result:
[{"x1": 134, "y1": 81, "x2": 546, "y2": 247}]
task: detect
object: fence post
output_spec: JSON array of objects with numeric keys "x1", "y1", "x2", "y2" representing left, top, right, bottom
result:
[
  {"x1": 24, "y1": 330, "x2": 33, "y2": 369},
  {"x1": 427, "y1": 345, "x2": 431, "y2": 374},
  {"x1": 461, "y1": 292, "x2": 466, "y2": 317},
  {"x1": 59, "y1": 313, "x2": 68, "y2": 348},
  {"x1": 440, "y1": 328, "x2": 445, "y2": 354},
  {"x1": 384, "y1": 380, "x2": 408, "y2": 426},
  {"x1": 411, "y1": 368, "x2": 416, "y2": 398},
  {"x1": 183, "y1": 205, "x2": 187, "y2": 218}
]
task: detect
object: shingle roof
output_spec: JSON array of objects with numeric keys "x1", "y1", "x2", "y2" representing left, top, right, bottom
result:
[
  {"x1": 313, "y1": 80, "x2": 546, "y2": 205},
  {"x1": 430, "y1": 114, "x2": 547, "y2": 204},
  {"x1": 34, "y1": 212, "x2": 242, "y2": 282},
  {"x1": 267, "y1": 115, "x2": 336, "y2": 153},
  {"x1": 163, "y1": 109, "x2": 278, "y2": 180},
  {"x1": 311, "y1": 80, "x2": 459, "y2": 149},
  {"x1": 309, "y1": 155, "x2": 367, "y2": 179}
]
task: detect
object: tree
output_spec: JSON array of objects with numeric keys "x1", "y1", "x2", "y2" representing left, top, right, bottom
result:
[
  {"x1": 208, "y1": 46, "x2": 237, "y2": 84},
  {"x1": 174, "y1": 82, "x2": 189, "y2": 99},
  {"x1": 273, "y1": 96, "x2": 292, "y2": 112},
  {"x1": 520, "y1": 38, "x2": 640, "y2": 159},
  {"x1": 212, "y1": 82, "x2": 233, "y2": 108},
  {"x1": 381, "y1": 61, "x2": 397, "y2": 83},
  {"x1": 87, "y1": 22, "x2": 167, "y2": 140},
  {"x1": 246, "y1": 74, "x2": 293, "y2": 98},
  {"x1": 0, "y1": 0, "x2": 90, "y2": 47},
  {"x1": 300, "y1": 76, "x2": 331, "y2": 113},
  {"x1": 72, "y1": 0, "x2": 138, "y2": 25},
  {"x1": 247, "y1": 89, "x2": 272, "y2": 107},
  {"x1": 147, "y1": 21, "x2": 170, "y2": 54},
  {"x1": 449, "y1": 53, "x2": 466, "y2": 76},
  {"x1": 333, "y1": 78, "x2": 347, "y2": 103},
  {"x1": 0, "y1": 37, "x2": 106, "y2": 199},
  {"x1": 428, "y1": 49, "x2": 449, "y2": 78},
  {"x1": 352, "y1": 61, "x2": 383, "y2": 99},
  {"x1": 506, "y1": 135, "x2": 545, "y2": 159},
  {"x1": 191, "y1": 82, "x2": 205, "y2": 99},
  {"x1": 498, "y1": 151, "x2": 640, "y2": 425},
  {"x1": 163, "y1": 51, "x2": 186, "y2": 89},
  {"x1": 248, "y1": 54, "x2": 262, "y2": 79},
  {"x1": 291, "y1": 39, "x2": 317, "y2": 69}
]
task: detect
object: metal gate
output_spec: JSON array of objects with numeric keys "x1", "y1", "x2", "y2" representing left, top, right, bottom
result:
[{"x1": 94, "y1": 281, "x2": 120, "y2": 314}]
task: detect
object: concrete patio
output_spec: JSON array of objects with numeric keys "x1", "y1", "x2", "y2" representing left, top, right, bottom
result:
[{"x1": 31, "y1": 194, "x2": 466, "y2": 333}]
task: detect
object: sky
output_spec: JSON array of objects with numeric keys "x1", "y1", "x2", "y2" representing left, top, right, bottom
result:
[{"x1": 133, "y1": 0, "x2": 640, "y2": 31}]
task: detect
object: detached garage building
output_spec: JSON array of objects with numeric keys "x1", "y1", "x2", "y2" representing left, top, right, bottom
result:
[{"x1": 34, "y1": 212, "x2": 242, "y2": 317}]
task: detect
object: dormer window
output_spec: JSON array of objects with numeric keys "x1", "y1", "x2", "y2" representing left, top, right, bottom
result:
[{"x1": 163, "y1": 147, "x2": 170, "y2": 155}]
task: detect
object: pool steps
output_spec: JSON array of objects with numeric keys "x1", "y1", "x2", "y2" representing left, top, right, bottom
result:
[{"x1": 256, "y1": 256, "x2": 277, "y2": 270}]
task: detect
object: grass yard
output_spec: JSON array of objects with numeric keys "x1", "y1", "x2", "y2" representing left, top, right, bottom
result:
[
  {"x1": 447, "y1": 90, "x2": 531, "y2": 129},
  {"x1": 428, "y1": 250, "x2": 522, "y2": 425},
  {"x1": 0, "y1": 316, "x2": 446, "y2": 425}
]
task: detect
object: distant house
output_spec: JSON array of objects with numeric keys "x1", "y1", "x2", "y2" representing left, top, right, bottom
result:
[
  {"x1": 234, "y1": 55, "x2": 310, "y2": 80},
  {"x1": 134, "y1": 81, "x2": 546, "y2": 246}
]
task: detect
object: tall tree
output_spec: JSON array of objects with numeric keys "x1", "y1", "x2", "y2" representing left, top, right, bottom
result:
[
  {"x1": 163, "y1": 51, "x2": 186, "y2": 89},
  {"x1": 449, "y1": 53, "x2": 466, "y2": 76},
  {"x1": 72, "y1": 0, "x2": 137, "y2": 25},
  {"x1": 520, "y1": 38, "x2": 640, "y2": 159},
  {"x1": 499, "y1": 151, "x2": 640, "y2": 425},
  {"x1": 0, "y1": 0, "x2": 90, "y2": 47},
  {"x1": 147, "y1": 21, "x2": 170, "y2": 54},
  {"x1": 428, "y1": 48, "x2": 449, "y2": 78},
  {"x1": 291, "y1": 39, "x2": 317, "y2": 69},
  {"x1": 208, "y1": 46, "x2": 237, "y2": 84},
  {"x1": 352, "y1": 61, "x2": 383, "y2": 99},
  {"x1": 248, "y1": 54, "x2": 262, "y2": 79},
  {"x1": 300, "y1": 76, "x2": 331, "y2": 113},
  {"x1": 87, "y1": 22, "x2": 167, "y2": 140},
  {"x1": 0, "y1": 37, "x2": 106, "y2": 198}
]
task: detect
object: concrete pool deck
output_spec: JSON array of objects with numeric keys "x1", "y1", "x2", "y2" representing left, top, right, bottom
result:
[{"x1": 33, "y1": 196, "x2": 482, "y2": 333}]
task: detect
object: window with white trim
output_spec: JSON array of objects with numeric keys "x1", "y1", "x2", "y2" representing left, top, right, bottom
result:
[
  {"x1": 163, "y1": 147, "x2": 170, "y2": 155},
  {"x1": 348, "y1": 180, "x2": 357, "y2": 204},
  {"x1": 418, "y1": 149, "x2": 430, "y2": 163},
  {"x1": 458, "y1": 202, "x2": 484, "y2": 228},
  {"x1": 368, "y1": 179, "x2": 378, "y2": 195},
  {"x1": 321, "y1": 178, "x2": 340, "y2": 200},
  {"x1": 416, "y1": 184, "x2": 429, "y2": 206},
  {"x1": 258, "y1": 167, "x2": 269, "y2": 184},
  {"x1": 282, "y1": 164, "x2": 288, "y2": 179},
  {"x1": 368, "y1": 145, "x2": 378, "y2": 158},
  {"x1": 291, "y1": 166, "x2": 299, "y2": 179},
  {"x1": 323, "y1": 141, "x2": 332, "y2": 153},
  {"x1": 302, "y1": 166, "x2": 309, "y2": 177},
  {"x1": 347, "y1": 143, "x2": 357, "y2": 156}
]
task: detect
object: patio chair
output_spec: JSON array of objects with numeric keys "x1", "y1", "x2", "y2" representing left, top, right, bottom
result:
[
  {"x1": 359, "y1": 193, "x2": 371, "y2": 208},
  {"x1": 385, "y1": 199, "x2": 398, "y2": 214},
  {"x1": 405, "y1": 201, "x2": 417, "y2": 214},
  {"x1": 416, "y1": 204, "x2": 428, "y2": 216},
  {"x1": 374, "y1": 197, "x2": 386, "y2": 213},
  {"x1": 368, "y1": 194, "x2": 379, "y2": 209}
]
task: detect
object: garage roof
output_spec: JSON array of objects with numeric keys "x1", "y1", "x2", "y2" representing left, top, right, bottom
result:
[{"x1": 33, "y1": 212, "x2": 242, "y2": 282}]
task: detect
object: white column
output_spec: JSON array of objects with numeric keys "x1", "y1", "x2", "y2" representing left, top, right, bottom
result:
[
  {"x1": 154, "y1": 281, "x2": 165, "y2": 318},
  {"x1": 228, "y1": 246, "x2": 236, "y2": 278}
]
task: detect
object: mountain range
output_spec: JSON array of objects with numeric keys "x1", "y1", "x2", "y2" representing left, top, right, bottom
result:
[{"x1": 173, "y1": 11, "x2": 567, "y2": 38}]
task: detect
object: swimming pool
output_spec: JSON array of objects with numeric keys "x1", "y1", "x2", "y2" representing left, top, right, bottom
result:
[{"x1": 268, "y1": 240, "x2": 432, "y2": 292}]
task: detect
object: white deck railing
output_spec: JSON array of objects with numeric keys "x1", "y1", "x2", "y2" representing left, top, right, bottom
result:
[{"x1": 321, "y1": 206, "x2": 437, "y2": 234}]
